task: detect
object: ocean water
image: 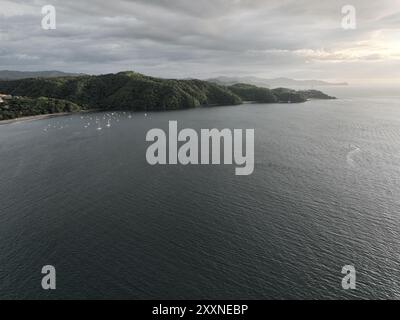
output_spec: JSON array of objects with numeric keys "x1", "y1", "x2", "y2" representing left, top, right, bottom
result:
[{"x1": 1, "y1": 87, "x2": 400, "y2": 299}]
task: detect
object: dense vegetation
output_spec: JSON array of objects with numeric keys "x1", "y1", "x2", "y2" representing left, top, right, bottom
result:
[
  {"x1": 271, "y1": 88, "x2": 307, "y2": 103},
  {"x1": 228, "y1": 83, "x2": 278, "y2": 103},
  {"x1": 0, "y1": 71, "x2": 336, "y2": 121},
  {"x1": 228, "y1": 84, "x2": 335, "y2": 103},
  {"x1": 0, "y1": 71, "x2": 241, "y2": 112},
  {"x1": 0, "y1": 97, "x2": 81, "y2": 120},
  {"x1": 297, "y1": 89, "x2": 336, "y2": 100}
]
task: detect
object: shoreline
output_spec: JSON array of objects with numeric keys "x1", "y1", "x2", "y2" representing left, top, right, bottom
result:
[
  {"x1": 0, "y1": 113, "x2": 72, "y2": 125},
  {"x1": 0, "y1": 110, "x2": 97, "y2": 126},
  {"x1": 0, "y1": 96, "x2": 335, "y2": 126}
]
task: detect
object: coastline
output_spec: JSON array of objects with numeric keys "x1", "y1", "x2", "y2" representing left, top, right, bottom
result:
[
  {"x1": 0, "y1": 110, "x2": 98, "y2": 126},
  {"x1": 0, "y1": 112, "x2": 72, "y2": 125}
]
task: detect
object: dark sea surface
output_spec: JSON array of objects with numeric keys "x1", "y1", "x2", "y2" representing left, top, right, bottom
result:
[{"x1": 1, "y1": 86, "x2": 400, "y2": 299}]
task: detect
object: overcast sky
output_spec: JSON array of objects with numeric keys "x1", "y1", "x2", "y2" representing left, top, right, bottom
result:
[{"x1": 1, "y1": 0, "x2": 399, "y2": 83}]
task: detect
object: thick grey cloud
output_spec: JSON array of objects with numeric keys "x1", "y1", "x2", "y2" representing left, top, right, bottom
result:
[{"x1": 0, "y1": 0, "x2": 399, "y2": 83}]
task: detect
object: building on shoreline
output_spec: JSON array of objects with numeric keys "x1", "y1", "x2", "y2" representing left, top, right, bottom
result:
[{"x1": 0, "y1": 93, "x2": 12, "y2": 104}]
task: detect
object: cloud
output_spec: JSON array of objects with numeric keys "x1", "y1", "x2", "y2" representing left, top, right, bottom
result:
[{"x1": 0, "y1": 0, "x2": 400, "y2": 82}]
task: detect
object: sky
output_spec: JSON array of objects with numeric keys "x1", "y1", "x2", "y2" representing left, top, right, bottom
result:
[{"x1": 0, "y1": 0, "x2": 400, "y2": 84}]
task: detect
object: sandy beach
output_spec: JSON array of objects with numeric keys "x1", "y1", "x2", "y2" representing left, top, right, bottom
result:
[
  {"x1": 0, "y1": 113, "x2": 73, "y2": 125},
  {"x1": 0, "y1": 110, "x2": 100, "y2": 125}
]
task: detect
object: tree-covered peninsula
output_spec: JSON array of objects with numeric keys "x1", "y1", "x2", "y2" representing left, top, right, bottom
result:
[
  {"x1": 0, "y1": 71, "x2": 336, "y2": 121},
  {"x1": 228, "y1": 84, "x2": 336, "y2": 103}
]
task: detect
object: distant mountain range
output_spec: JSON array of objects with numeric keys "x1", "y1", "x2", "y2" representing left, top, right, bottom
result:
[
  {"x1": 207, "y1": 76, "x2": 348, "y2": 88},
  {"x1": 0, "y1": 70, "x2": 85, "y2": 80},
  {"x1": 0, "y1": 71, "x2": 348, "y2": 88}
]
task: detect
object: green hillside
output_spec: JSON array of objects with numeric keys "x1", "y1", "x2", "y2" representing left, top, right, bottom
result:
[
  {"x1": 0, "y1": 71, "x2": 241, "y2": 112},
  {"x1": 228, "y1": 83, "x2": 278, "y2": 103},
  {"x1": 0, "y1": 96, "x2": 82, "y2": 121},
  {"x1": 0, "y1": 71, "x2": 336, "y2": 121}
]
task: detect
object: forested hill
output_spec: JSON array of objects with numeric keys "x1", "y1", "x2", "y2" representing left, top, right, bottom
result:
[
  {"x1": 0, "y1": 71, "x2": 242, "y2": 111},
  {"x1": 0, "y1": 72, "x2": 336, "y2": 120}
]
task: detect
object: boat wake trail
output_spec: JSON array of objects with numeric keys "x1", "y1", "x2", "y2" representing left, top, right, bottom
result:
[{"x1": 346, "y1": 145, "x2": 362, "y2": 168}]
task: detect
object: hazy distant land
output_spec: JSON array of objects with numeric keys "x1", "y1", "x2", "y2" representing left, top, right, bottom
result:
[
  {"x1": 208, "y1": 76, "x2": 348, "y2": 88},
  {"x1": 0, "y1": 70, "x2": 85, "y2": 81}
]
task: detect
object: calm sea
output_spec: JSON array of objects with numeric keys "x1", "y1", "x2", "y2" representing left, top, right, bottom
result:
[{"x1": 1, "y1": 86, "x2": 400, "y2": 299}]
